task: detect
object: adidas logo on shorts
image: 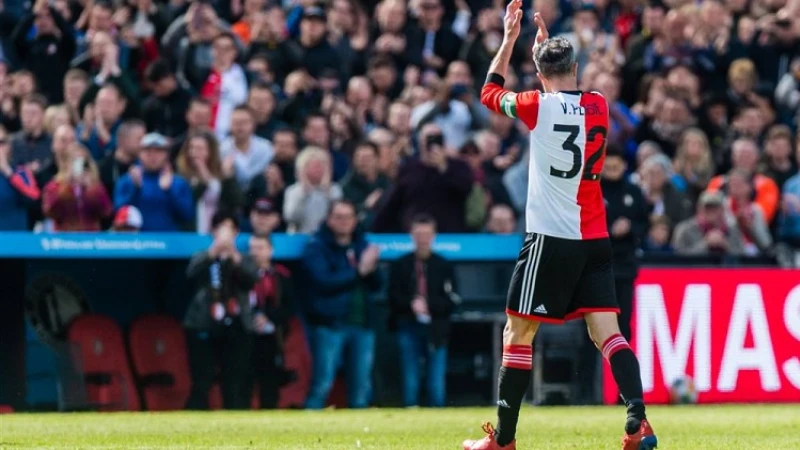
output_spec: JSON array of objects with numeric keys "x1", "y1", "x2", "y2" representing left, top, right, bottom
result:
[
  {"x1": 496, "y1": 399, "x2": 510, "y2": 408},
  {"x1": 534, "y1": 304, "x2": 548, "y2": 314}
]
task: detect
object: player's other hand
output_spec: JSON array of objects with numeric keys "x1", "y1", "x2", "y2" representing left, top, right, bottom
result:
[
  {"x1": 503, "y1": 0, "x2": 523, "y2": 43},
  {"x1": 533, "y1": 12, "x2": 548, "y2": 45}
]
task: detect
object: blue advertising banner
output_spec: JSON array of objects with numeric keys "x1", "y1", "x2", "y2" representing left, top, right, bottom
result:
[{"x1": 0, "y1": 232, "x2": 523, "y2": 260}]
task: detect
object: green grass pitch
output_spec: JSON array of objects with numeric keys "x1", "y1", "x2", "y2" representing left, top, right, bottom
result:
[{"x1": 1, "y1": 405, "x2": 798, "y2": 449}]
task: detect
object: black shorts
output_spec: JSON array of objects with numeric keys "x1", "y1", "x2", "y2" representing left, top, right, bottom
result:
[{"x1": 506, "y1": 233, "x2": 619, "y2": 323}]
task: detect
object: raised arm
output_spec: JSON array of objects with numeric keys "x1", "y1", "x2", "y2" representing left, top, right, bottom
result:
[{"x1": 479, "y1": 1, "x2": 545, "y2": 131}]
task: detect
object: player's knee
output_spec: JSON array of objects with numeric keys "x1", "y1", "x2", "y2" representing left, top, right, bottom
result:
[
  {"x1": 503, "y1": 315, "x2": 539, "y2": 345},
  {"x1": 584, "y1": 311, "x2": 621, "y2": 348}
]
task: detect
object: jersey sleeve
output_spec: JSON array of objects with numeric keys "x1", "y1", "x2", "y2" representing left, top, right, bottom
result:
[{"x1": 480, "y1": 73, "x2": 540, "y2": 130}]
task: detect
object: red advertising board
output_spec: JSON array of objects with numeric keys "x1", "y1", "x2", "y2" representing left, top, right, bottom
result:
[{"x1": 603, "y1": 269, "x2": 800, "y2": 404}]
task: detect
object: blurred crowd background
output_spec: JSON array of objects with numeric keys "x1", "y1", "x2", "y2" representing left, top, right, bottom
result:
[
  {"x1": 0, "y1": 0, "x2": 799, "y2": 257},
  {"x1": 2, "y1": 0, "x2": 800, "y2": 411}
]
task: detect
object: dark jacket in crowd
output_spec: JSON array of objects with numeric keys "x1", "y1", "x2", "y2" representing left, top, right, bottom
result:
[
  {"x1": 340, "y1": 171, "x2": 391, "y2": 230},
  {"x1": 183, "y1": 251, "x2": 260, "y2": 332},
  {"x1": 655, "y1": 183, "x2": 694, "y2": 229},
  {"x1": 601, "y1": 177, "x2": 650, "y2": 278},
  {"x1": 372, "y1": 158, "x2": 473, "y2": 233},
  {"x1": 141, "y1": 86, "x2": 193, "y2": 138},
  {"x1": 252, "y1": 264, "x2": 294, "y2": 331},
  {"x1": 113, "y1": 170, "x2": 194, "y2": 231},
  {"x1": 388, "y1": 252, "x2": 457, "y2": 347},
  {"x1": 406, "y1": 25, "x2": 462, "y2": 76},
  {"x1": 301, "y1": 224, "x2": 382, "y2": 327},
  {"x1": 11, "y1": 7, "x2": 76, "y2": 103},
  {"x1": 10, "y1": 132, "x2": 52, "y2": 169}
]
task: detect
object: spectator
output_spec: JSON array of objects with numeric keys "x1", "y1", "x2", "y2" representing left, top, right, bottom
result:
[
  {"x1": 638, "y1": 154, "x2": 692, "y2": 231},
  {"x1": 220, "y1": 106, "x2": 274, "y2": 190},
  {"x1": 248, "y1": 233, "x2": 295, "y2": 409},
  {"x1": 775, "y1": 58, "x2": 800, "y2": 126},
  {"x1": 270, "y1": 128, "x2": 299, "y2": 185},
  {"x1": 707, "y1": 138, "x2": 780, "y2": 224},
  {"x1": 77, "y1": 84, "x2": 126, "y2": 160},
  {"x1": 10, "y1": 0, "x2": 76, "y2": 103},
  {"x1": 171, "y1": 98, "x2": 213, "y2": 158},
  {"x1": 386, "y1": 102, "x2": 412, "y2": 158},
  {"x1": 303, "y1": 200, "x2": 382, "y2": 409},
  {"x1": 99, "y1": 119, "x2": 145, "y2": 196},
  {"x1": 283, "y1": 146, "x2": 343, "y2": 234},
  {"x1": 73, "y1": 33, "x2": 139, "y2": 116},
  {"x1": 231, "y1": 0, "x2": 267, "y2": 46},
  {"x1": 43, "y1": 105, "x2": 75, "y2": 135},
  {"x1": 485, "y1": 204, "x2": 516, "y2": 234},
  {"x1": 341, "y1": 141, "x2": 390, "y2": 229},
  {"x1": 0, "y1": 126, "x2": 40, "y2": 230},
  {"x1": 634, "y1": 91, "x2": 693, "y2": 158},
  {"x1": 248, "y1": 81, "x2": 285, "y2": 140},
  {"x1": 111, "y1": 205, "x2": 143, "y2": 232},
  {"x1": 388, "y1": 214, "x2": 456, "y2": 407},
  {"x1": 672, "y1": 191, "x2": 745, "y2": 256},
  {"x1": 184, "y1": 212, "x2": 259, "y2": 410},
  {"x1": 369, "y1": 127, "x2": 402, "y2": 181},
  {"x1": 601, "y1": 147, "x2": 650, "y2": 341},
  {"x1": 113, "y1": 133, "x2": 194, "y2": 231},
  {"x1": 62, "y1": 69, "x2": 90, "y2": 120},
  {"x1": 247, "y1": 197, "x2": 282, "y2": 235},
  {"x1": 35, "y1": 124, "x2": 75, "y2": 191},
  {"x1": 725, "y1": 169, "x2": 773, "y2": 256},
  {"x1": 761, "y1": 125, "x2": 797, "y2": 191},
  {"x1": 141, "y1": 59, "x2": 192, "y2": 138},
  {"x1": 10, "y1": 94, "x2": 52, "y2": 172},
  {"x1": 247, "y1": 162, "x2": 288, "y2": 229},
  {"x1": 168, "y1": 1, "x2": 225, "y2": 89},
  {"x1": 199, "y1": 32, "x2": 249, "y2": 141},
  {"x1": 781, "y1": 143, "x2": 800, "y2": 247},
  {"x1": 372, "y1": 123, "x2": 473, "y2": 233},
  {"x1": 290, "y1": 6, "x2": 341, "y2": 80},
  {"x1": 407, "y1": 0, "x2": 462, "y2": 76},
  {"x1": 642, "y1": 215, "x2": 674, "y2": 254},
  {"x1": 177, "y1": 131, "x2": 243, "y2": 233},
  {"x1": 302, "y1": 112, "x2": 348, "y2": 181},
  {"x1": 42, "y1": 143, "x2": 112, "y2": 231},
  {"x1": 410, "y1": 81, "x2": 473, "y2": 150},
  {"x1": 673, "y1": 128, "x2": 715, "y2": 202}
]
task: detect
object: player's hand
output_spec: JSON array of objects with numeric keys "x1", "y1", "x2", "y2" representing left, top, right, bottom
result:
[
  {"x1": 533, "y1": 12, "x2": 548, "y2": 45},
  {"x1": 503, "y1": 0, "x2": 523, "y2": 43}
]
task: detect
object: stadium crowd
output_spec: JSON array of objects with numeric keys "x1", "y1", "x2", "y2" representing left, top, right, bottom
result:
[{"x1": 2, "y1": 0, "x2": 800, "y2": 409}]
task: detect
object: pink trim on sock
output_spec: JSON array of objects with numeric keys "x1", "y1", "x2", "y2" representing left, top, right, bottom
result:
[
  {"x1": 601, "y1": 333, "x2": 630, "y2": 360},
  {"x1": 502, "y1": 344, "x2": 532, "y2": 370}
]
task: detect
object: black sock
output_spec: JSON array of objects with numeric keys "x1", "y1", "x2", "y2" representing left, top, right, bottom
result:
[
  {"x1": 602, "y1": 334, "x2": 646, "y2": 433},
  {"x1": 495, "y1": 345, "x2": 532, "y2": 447}
]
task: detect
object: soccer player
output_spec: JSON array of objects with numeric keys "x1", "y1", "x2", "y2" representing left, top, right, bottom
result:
[{"x1": 462, "y1": 2, "x2": 658, "y2": 450}]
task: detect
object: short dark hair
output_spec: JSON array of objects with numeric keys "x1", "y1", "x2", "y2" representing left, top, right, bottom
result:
[
  {"x1": 233, "y1": 105, "x2": 255, "y2": 118},
  {"x1": 533, "y1": 37, "x2": 575, "y2": 78},
  {"x1": 211, "y1": 211, "x2": 240, "y2": 231},
  {"x1": 368, "y1": 55, "x2": 396, "y2": 72},
  {"x1": 327, "y1": 199, "x2": 357, "y2": 218},
  {"x1": 145, "y1": 59, "x2": 173, "y2": 83},
  {"x1": 411, "y1": 213, "x2": 437, "y2": 229},
  {"x1": 22, "y1": 93, "x2": 48, "y2": 110},
  {"x1": 189, "y1": 97, "x2": 211, "y2": 109},
  {"x1": 213, "y1": 31, "x2": 237, "y2": 46},
  {"x1": 605, "y1": 144, "x2": 625, "y2": 160},
  {"x1": 355, "y1": 140, "x2": 379, "y2": 155},
  {"x1": 251, "y1": 232, "x2": 272, "y2": 246},
  {"x1": 250, "y1": 80, "x2": 273, "y2": 92},
  {"x1": 304, "y1": 111, "x2": 327, "y2": 128}
]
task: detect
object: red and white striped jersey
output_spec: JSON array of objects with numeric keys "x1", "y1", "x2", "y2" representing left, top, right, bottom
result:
[{"x1": 481, "y1": 78, "x2": 609, "y2": 240}]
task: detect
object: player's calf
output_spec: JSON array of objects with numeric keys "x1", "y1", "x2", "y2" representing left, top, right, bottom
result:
[{"x1": 585, "y1": 312, "x2": 647, "y2": 431}]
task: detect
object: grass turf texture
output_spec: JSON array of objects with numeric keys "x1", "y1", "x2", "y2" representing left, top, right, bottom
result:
[{"x1": 1, "y1": 405, "x2": 798, "y2": 449}]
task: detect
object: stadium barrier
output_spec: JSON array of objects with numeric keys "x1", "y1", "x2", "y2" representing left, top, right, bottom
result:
[{"x1": 603, "y1": 269, "x2": 800, "y2": 404}]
